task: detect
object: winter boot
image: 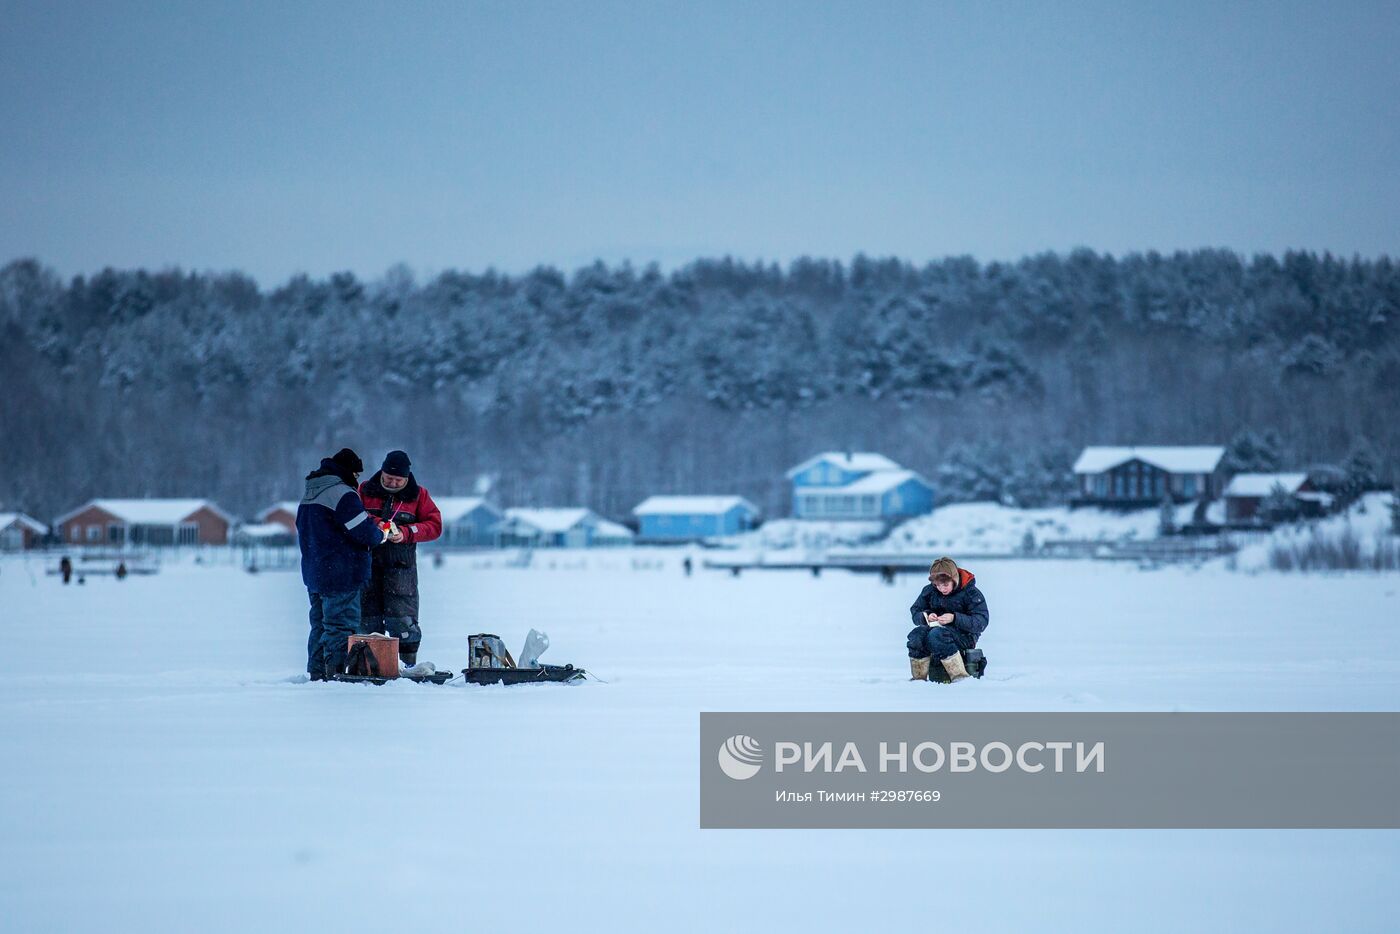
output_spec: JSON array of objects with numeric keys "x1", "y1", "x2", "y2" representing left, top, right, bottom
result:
[
  {"x1": 400, "y1": 649, "x2": 418, "y2": 668},
  {"x1": 909, "y1": 657, "x2": 930, "y2": 681},
  {"x1": 939, "y1": 652, "x2": 970, "y2": 683}
]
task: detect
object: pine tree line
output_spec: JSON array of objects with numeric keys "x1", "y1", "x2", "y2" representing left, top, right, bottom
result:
[{"x1": 2, "y1": 249, "x2": 1397, "y2": 522}]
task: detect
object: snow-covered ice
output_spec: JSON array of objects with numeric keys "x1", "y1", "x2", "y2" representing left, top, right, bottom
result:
[{"x1": 1, "y1": 551, "x2": 1398, "y2": 932}]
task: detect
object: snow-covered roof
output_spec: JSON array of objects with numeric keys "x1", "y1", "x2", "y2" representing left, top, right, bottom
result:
[
  {"x1": 831, "y1": 469, "x2": 931, "y2": 496},
  {"x1": 633, "y1": 495, "x2": 759, "y2": 516},
  {"x1": 502, "y1": 508, "x2": 597, "y2": 533},
  {"x1": 1073, "y1": 446, "x2": 1226, "y2": 474},
  {"x1": 55, "y1": 498, "x2": 234, "y2": 526},
  {"x1": 256, "y1": 501, "x2": 300, "y2": 521},
  {"x1": 434, "y1": 497, "x2": 501, "y2": 522},
  {"x1": 0, "y1": 512, "x2": 47, "y2": 534},
  {"x1": 235, "y1": 522, "x2": 295, "y2": 539},
  {"x1": 785, "y1": 451, "x2": 902, "y2": 479},
  {"x1": 1224, "y1": 473, "x2": 1309, "y2": 497},
  {"x1": 592, "y1": 519, "x2": 635, "y2": 540}
]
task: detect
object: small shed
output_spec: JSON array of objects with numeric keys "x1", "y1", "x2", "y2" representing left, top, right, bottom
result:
[
  {"x1": 633, "y1": 495, "x2": 759, "y2": 541},
  {"x1": 1223, "y1": 473, "x2": 1326, "y2": 523},
  {"x1": 592, "y1": 519, "x2": 637, "y2": 547},
  {"x1": 256, "y1": 501, "x2": 300, "y2": 535},
  {"x1": 0, "y1": 513, "x2": 47, "y2": 551},
  {"x1": 54, "y1": 499, "x2": 233, "y2": 546}
]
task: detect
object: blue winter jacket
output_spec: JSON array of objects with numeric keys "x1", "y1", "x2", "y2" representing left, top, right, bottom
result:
[
  {"x1": 297, "y1": 460, "x2": 386, "y2": 593},
  {"x1": 909, "y1": 567, "x2": 990, "y2": 641}
]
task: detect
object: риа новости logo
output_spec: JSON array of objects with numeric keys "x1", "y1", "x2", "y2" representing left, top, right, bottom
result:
[{"x1": 718, "y1": 735, "x2": 763, "y2": 780}]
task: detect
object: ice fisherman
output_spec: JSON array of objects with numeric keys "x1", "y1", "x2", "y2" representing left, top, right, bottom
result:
[
  {"x1": 297, "y1": 448, "x2": 391, "y2": 680},
  {"x1": 357, "y1": 450, "x2": 442, "y2": 668},
  {"x1": 907, "y1": 556, "x2": 989, "y2": 682}
]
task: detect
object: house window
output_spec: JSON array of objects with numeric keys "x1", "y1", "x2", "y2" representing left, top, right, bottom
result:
[
  {"x1": 108, "y1": 524, "x2": 124, "y2": 543},
  {"x1": 178, "y1": 523, "x2": 199, "y2": 546},
  {"x1": 69, "y1": 525, "x2": 80, "y2": 542},
  {"x1": 1094, "y1": 476, "x2": 1107, "y2": 497},
  {"x1": 860, "y1": 495, "x2": 877, "y2": 515},
  {"x1": 86, "y1": 525, "x2": 101, "y2": 542},
  {"x1": 1182, "y1": 475, "x2": 1196, "y2": 496}
]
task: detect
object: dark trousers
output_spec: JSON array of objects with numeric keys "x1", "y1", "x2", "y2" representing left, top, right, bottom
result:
[
  {"x1": 307, "y1": 590, "x2": 362, "y2": 677},
  {"x1": 907, "y1": 624, "x2": 975, "y2": 660}
]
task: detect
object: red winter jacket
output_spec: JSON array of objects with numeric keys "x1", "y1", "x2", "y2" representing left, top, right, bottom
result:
[{"x1": 358, "y1": 472, "x2": 443, "y2": 545}]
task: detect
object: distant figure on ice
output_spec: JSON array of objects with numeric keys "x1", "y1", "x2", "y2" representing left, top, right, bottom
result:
[
  {"x1": 907, "y1": 556, "x2": 989, "y2": 683},
  {"x1": 59, "y1": 555, "x2": 73, "y2": 585},
  {"x1": 115, "y1": 561, "x2": 127, "y2": 581},
  {"x1": 297, "y1": 448, "x2": 389, "y2": 680},
  {"x1": 683, "y1": 556, "x2": 693, "y2": 577},
  {"x1": 358, "y1": 450, "x2": 442, "y2": 668}
]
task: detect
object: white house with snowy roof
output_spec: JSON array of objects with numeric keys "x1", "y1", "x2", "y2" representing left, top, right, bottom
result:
[
  {"x1": 0, "y1": 512, "x2": 48, "y2": 550},
  {"x1": 495, "y1": 507, "x2": 605, "y2": 548},
  {"x1": 785, "y1": 451, "x2": 934, "y2": 520},
  {"x1": 1072, "y1": 446, "x2": 1229, "y2": 506},
  {"x1": 633, "y1": 495, "x2": 760, "y2": 541},
  {"x1": 54, "y1": 498, "x2": 233, "y2": 546}
]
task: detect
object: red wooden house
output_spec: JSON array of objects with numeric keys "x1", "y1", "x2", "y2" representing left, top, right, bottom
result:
[{"x1": 54, "y1": 499, "x2": 233, "y2": 546}]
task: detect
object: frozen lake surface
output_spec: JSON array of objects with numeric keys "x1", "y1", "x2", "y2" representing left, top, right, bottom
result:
[{"x1": 2, "y1": 553, "x2": 1397, "y2": 932}]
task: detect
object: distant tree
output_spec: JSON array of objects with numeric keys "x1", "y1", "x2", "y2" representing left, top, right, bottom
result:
[
  {"x1": 1224, "y1": 428, "x2": 1284, "y2": 473},
  {"x1": 1338, "y1": 441, "x2": 1383, "y2": 508},
  {"x1": 1259, "y1": 483, "x2": 1304, "y2": 525},
  {"x1": 1158, "y1": 495, "x2": 1177, "y2": 536}
]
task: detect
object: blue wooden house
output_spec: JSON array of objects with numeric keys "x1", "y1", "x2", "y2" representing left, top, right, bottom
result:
[
  {"x1": 633, "y1": 496, "x2": 760, "y2": 542},
  {"x1": 497, "y1": 508, "x2": 601, "y2": 548},
  {"x1": 433, "y1": 497, "x2": 505, "y2": 548},
  {"x1": 785, "y1": 451, "x2": 934, "y2": 520}
]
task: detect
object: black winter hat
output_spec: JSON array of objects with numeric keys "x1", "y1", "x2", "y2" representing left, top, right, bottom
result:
[
  {"x1": 331, "y1": 448, "x2": 364, "y2": 476},
  {"x1": 382, "y1": 450, "x2": 412, "y2": 477}
]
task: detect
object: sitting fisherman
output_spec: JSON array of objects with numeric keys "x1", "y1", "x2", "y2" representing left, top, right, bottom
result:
[{"x1": 907, "y1": 556, "x2": 989, "y2": 683}]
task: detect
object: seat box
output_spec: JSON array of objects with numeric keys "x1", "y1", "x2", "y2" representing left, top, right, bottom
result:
[{"x1": 347, "y1": 633, "x2": 399, "y2": 678}]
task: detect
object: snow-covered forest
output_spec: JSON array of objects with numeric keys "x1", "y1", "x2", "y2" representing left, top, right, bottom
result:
[{"x1": 4, "y1": 249, "x2": 1397, "y2": 519}]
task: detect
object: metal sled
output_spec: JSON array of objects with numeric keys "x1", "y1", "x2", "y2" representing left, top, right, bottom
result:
[
  {"x1": 460, "y1": 663, "x2": 586, "y2": 686},
  {"x1": 330, "y1": 669, "x2": 457, "y2": 686}
]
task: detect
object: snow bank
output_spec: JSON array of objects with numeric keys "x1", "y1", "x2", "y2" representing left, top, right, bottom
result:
[
  {"x1": 1233, "y1": 492, "x2": 1399, "y2": 571},
  {"x1": 716, "y1": 518, "x2": 886, "y2": 552},
  {"x1": 874, "y1": 501, "x2": 1190, "y2": 555}
]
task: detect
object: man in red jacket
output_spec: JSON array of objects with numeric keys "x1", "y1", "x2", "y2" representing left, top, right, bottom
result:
[{"x1": 358, "y1": 450, "x2": 443, "y2": 667}]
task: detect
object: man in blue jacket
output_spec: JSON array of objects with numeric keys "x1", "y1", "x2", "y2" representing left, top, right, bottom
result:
[{"x1": 297, "y1": 448, "x2": 393, "y2": 679}]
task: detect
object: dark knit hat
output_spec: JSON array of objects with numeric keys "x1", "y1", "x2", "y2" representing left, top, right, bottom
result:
[
  {"x1": 331, "y1": 448, "x2": 364, "y2": 476},
  {"x1": 929, "y1": 556, "x2": 959, "y2": 583},
  {"x1": 382, "y1": 450, "x2": 412, "y2": 477}
]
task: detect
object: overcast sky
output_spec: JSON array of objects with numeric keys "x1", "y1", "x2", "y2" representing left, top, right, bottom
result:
[{"x1": 2, "y1": 0, "x2": 1397, "y2": 285}]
